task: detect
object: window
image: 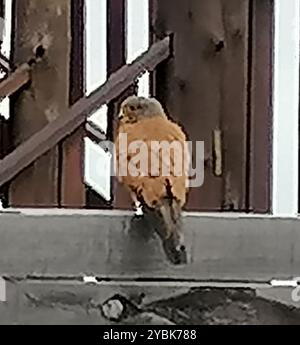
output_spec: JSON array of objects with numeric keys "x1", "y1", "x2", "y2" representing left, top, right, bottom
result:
[{"x1": 83, "y1": 0, "x2": 151, "y2": 202}]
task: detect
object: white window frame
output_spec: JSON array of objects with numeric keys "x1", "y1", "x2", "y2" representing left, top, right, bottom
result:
[
  {"x1": 0, "y1": 0, "x2": 13, "y2": 120},
  {"x1": 272, "y1": 0, "x2": 300, "y2": 216},
  {"x1": 126, "y1": 0, "x2": 150, "y2": 97},
  {"x1": 85, "y1": 0, "x2": 109, "y2": 135}
]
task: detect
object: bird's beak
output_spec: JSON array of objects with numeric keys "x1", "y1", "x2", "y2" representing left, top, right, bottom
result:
[{"x1": 118, "y1": 109, "x2": 124, "y2": 120}]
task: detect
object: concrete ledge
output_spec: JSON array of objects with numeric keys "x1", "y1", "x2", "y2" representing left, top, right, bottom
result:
[
  {"x1": 1, "y1": 208, "x2": 299, "y2": 218},
  {"x1": 0, "y1": 211, "x2": 299, "y2": 280}
]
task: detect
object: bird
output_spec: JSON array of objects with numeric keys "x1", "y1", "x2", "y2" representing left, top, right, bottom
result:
[{"x1": 115, "y1": 96, "x2": 190, "y2": 265}]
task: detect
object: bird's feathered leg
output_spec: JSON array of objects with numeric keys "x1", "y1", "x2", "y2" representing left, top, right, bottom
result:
[
  {"x1": 141, "y1": 180, "x2": 186, "y2": 265},
  {"x1": 156, "y1": 197, "x2": 187, "y2": 265}
]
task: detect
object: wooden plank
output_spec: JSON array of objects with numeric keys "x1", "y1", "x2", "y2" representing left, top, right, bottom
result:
[
  {"x1": 248, "y1": 0, "x2": 273, "y2": 212},
  {"x1": 0, "y1": 116, "x2": 10, "y2": 206},
  {"x1": 9, "y1": 0, "x2": 72, "y2": 207},
  {"x1": 107, "y1": 0, "x2": 126, "y2": 75},
  {"x1": 0, "y1": 0, "x2": 3, "y2": 18},
  {"x1": 0, "y1": 36, "x2": 171, "y2": 189},
  {"x1": 0, "y1": 212, "x2": 299, "y2": 280},
  {"x1": 154, "y1": 0, "x2": 272, "y2": 212},
  {"x1": 220, "y1": 0, "x2": 249, "y2": 211},
  {"x1": 60, "y1": 127, "x2": 86, "y2": 208},
  {"x1": 154, "y1": 0, "x2": 227, "y2": 211},
  {"x1": 69, "y1": 0, "x2": 85, "y2": 106},
  {"x1": 0, "y1": 63, "x2": 30, "y2": 98},
  {"x1": 61, "y1": 0, "x2": 86, "y2": 208},
  {"x1": 0, "y1": 0, "x2": 10, "y2": 206}
]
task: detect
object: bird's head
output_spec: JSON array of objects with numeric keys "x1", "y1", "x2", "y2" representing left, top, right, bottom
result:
[{"x1": 118, "y1": 96, "x2": 167, "y2": 123}]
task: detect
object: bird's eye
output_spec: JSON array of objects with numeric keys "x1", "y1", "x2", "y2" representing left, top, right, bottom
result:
[{"x1": 129, "y1": 105, "x2": 135, "y2": 111}]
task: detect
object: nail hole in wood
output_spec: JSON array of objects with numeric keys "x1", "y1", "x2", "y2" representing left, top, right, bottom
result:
[
  {"x1": 215, "y1": 40, "x2": 225, "y2": 52},
  {"x1": 35, "y1": 45, "x2": 46, "y2": 59}
]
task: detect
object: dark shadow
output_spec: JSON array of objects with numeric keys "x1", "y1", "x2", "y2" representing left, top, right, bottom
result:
[{"x1": 127, "y1": 210, "x2": 188, "y2": 266}]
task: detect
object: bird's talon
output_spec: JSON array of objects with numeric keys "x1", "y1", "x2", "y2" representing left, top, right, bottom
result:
[
  {"x1": 134, "y1": 207, "x2": 144, "y2": 216},
  {"x1": 133, "y1": 202, "x2": 144, "y2": 216}
]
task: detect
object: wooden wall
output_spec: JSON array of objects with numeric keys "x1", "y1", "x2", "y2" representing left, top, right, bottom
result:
[
  {"x1": 9, "y1": 0, "x2": 72, "y2": 207},
  {"x1": 4, "y1": 0, "x2": 273, "y2": 212},
  {"x1": 0, "y1": 0, "x2": 11, "y2": 207},
  {"x1": 153, "y1": 0, "x2": 273, "y2": 212}
]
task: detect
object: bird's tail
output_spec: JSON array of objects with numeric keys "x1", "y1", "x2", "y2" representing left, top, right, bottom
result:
[{"x1": 154, "y1": 197, "x2": 187, "y2": 265}]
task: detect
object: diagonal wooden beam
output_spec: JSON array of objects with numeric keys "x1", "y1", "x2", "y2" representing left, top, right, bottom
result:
[
  {"x1": 0, "y1": 63, "x2": 30, "y2": 99},
  {"x1": 0, "y1": 36, "x2": 171, "y2": 187},
  {"x1": 0, "y1": 52, "x2": 11, "y2": 73}
]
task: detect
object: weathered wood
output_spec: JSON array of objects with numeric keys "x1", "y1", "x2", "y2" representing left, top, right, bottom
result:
[
  {"x1": 61, "y1": 0, "x2": 86, "y2": 208},
  {"x1": 154, "y1": 0, "x2": 242, "y2": 211},
  {"x1": 9, "y1": 0, "x2": 72, "y2": 207},
  {"x1": 154, "y1": 0, "x2": 273, "y2": 212},
  {"x1": 0, "y1": 37, "x2": 171, "y2": 189},
  {"x1": 0, "y1": 63, "x2": 30, "y2": 98},
  {"x1": 219, "y1": 0, "x2": 249, "y2": 211},
  {"x1": 0, "y1": 115, "x2": 9, "y2": 206},
  {"x1": 0, "y1": 0, "x2": 11, "y2": 206},
  {"x1": 61, "y1": 127, "x2": 86, "y2": 208},
  {"x1": 248, "y1": 0, "x2": 273, "y2": 212},
  {"x1": 0, "y1": 211, "x2": 299, "y2": 281}
]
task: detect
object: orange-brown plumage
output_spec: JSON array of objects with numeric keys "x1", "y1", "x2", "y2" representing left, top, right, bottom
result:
[{"x1": 116, "y1": 116, "x2": 189, "y2": 208}]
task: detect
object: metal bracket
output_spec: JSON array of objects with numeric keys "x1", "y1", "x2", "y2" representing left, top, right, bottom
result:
[{"x1": 212, "y1": 128, "x2": 223, "y2": 177}]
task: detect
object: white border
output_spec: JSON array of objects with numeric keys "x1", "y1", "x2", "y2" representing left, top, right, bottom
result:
[{"x1": 272, "y1": 0, "x2": 300, "y2": 216}]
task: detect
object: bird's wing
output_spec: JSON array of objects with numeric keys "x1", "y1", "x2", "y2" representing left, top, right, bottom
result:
[{"x1": 115, "y1": 117, "x2": 190, "y2": 208}]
